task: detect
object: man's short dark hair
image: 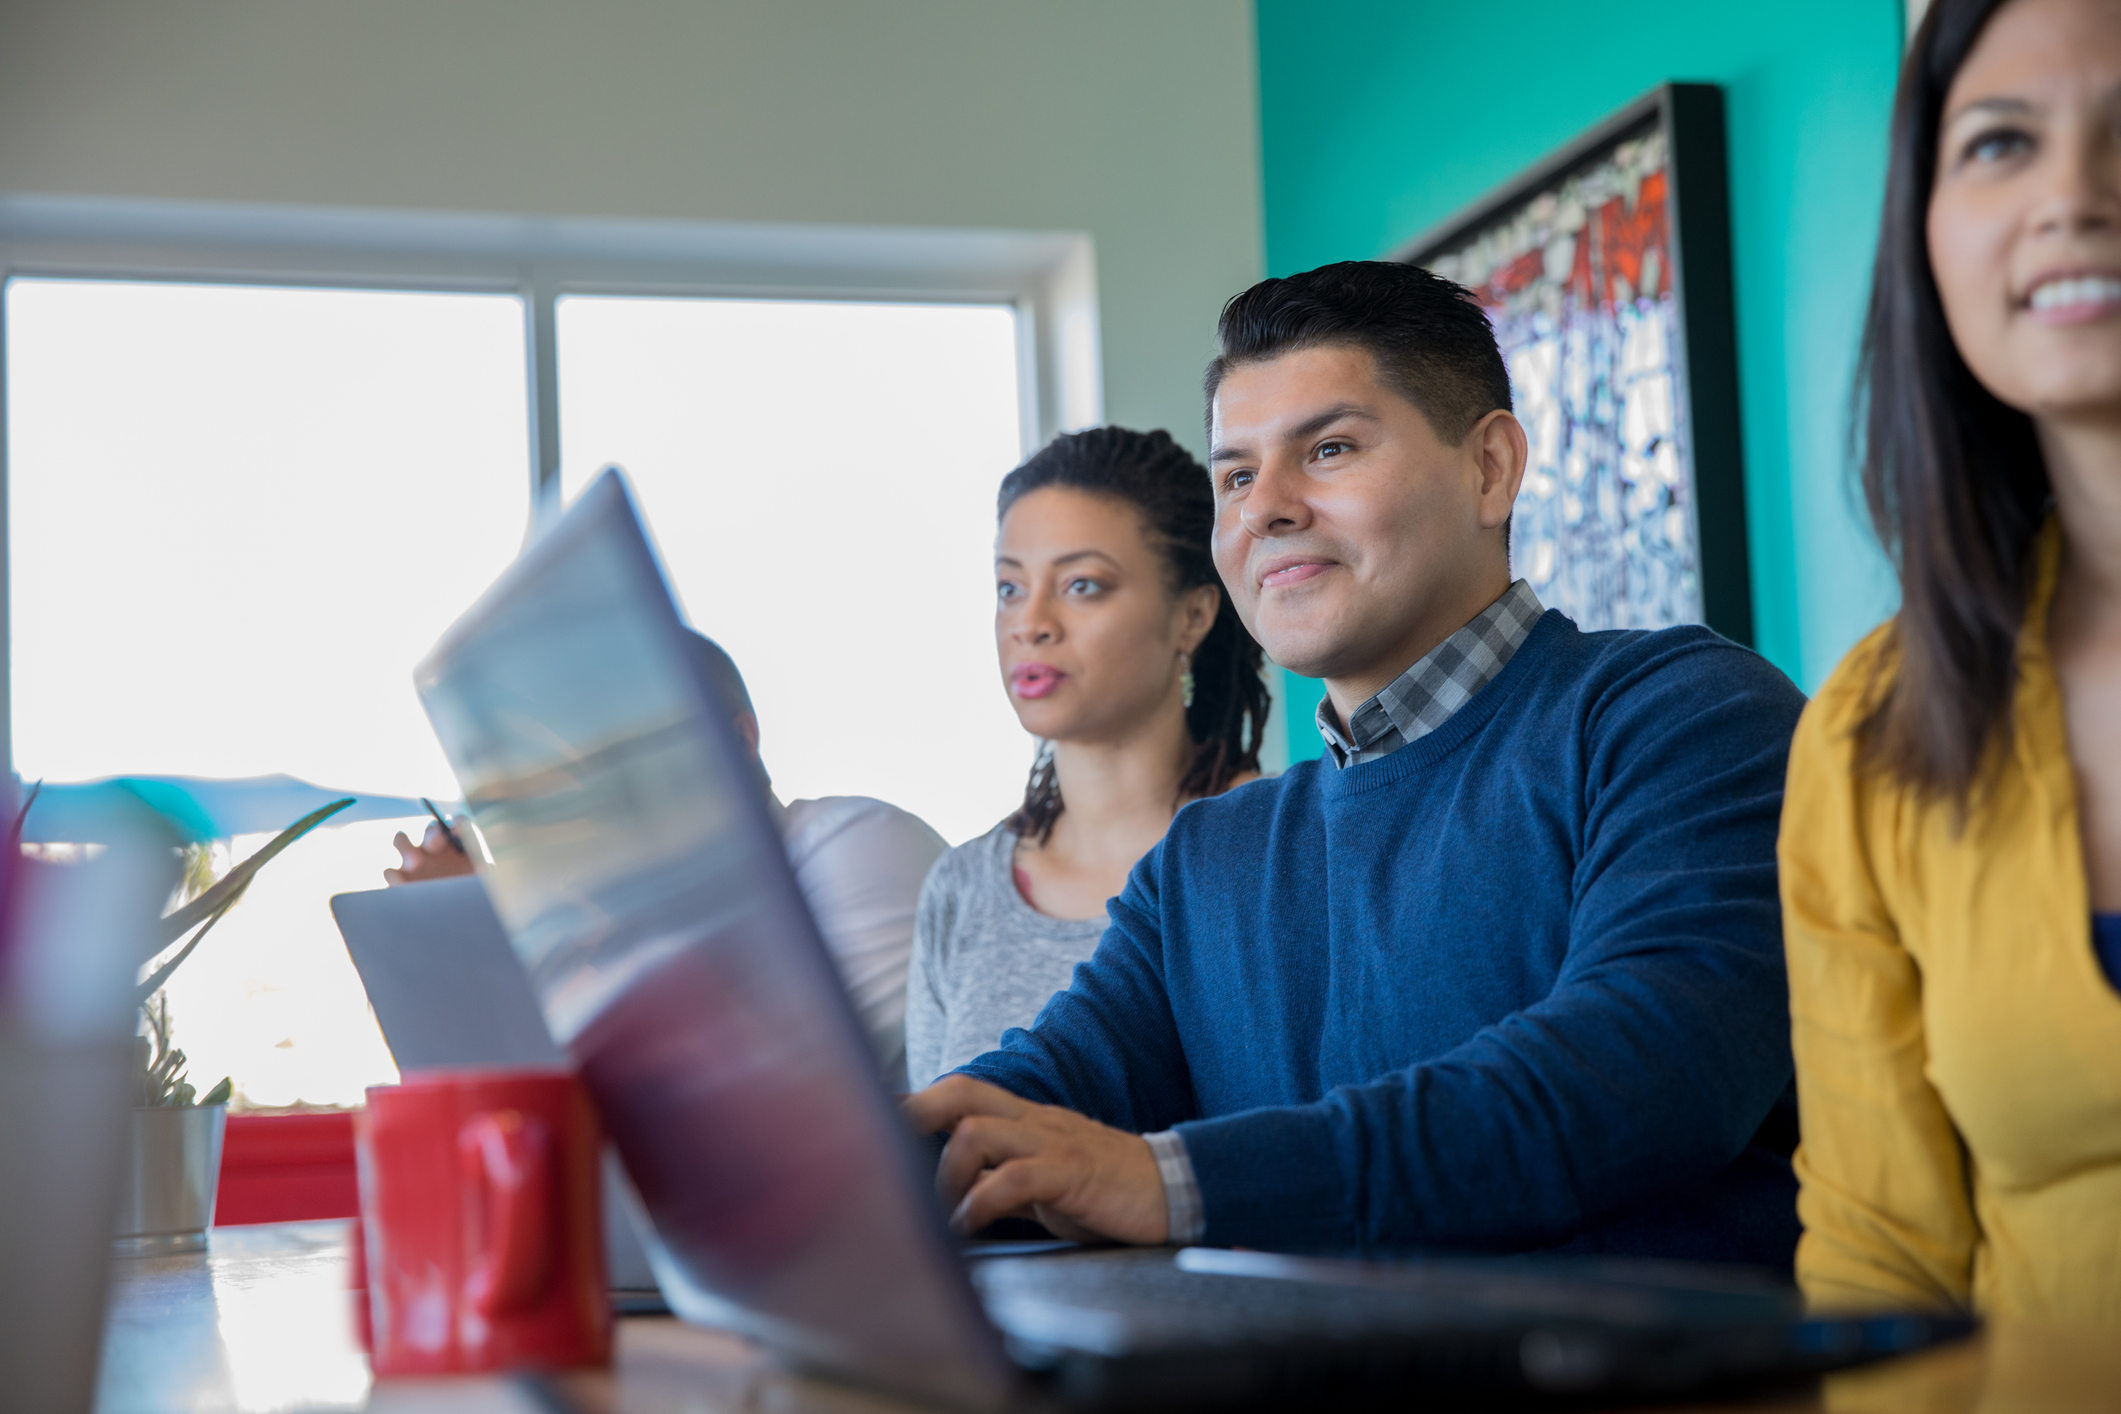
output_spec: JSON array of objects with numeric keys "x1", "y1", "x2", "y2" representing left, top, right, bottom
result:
[{"x1": 1203, "y1": 261, "x2": 1512, "y2": 443}]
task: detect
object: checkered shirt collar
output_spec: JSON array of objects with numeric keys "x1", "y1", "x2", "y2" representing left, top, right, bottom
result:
[{"x1": 1315, "y1": 580, "x2": 1545, "y2": 769}]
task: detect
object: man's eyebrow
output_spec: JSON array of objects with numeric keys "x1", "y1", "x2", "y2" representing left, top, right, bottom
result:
[
  {"x1": 1211, "y1": 404, "x2": 1377, "y2": 463},
  {"x1": 1289, "y1": 404, "x2": 1378, "y2": 441}
]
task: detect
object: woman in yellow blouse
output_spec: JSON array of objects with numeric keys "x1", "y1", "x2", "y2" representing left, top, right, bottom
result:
[{"x1": 1782, "y1": 0, "x2": 2121, "y2": 1321}]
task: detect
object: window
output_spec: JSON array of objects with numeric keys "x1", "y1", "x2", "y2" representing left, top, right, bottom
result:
[
  {"x1": 5, "y1": 277, "x2": 531, "y2": 1106},
  {"x1": 557, "y1": 296, "x2": 1030, "y2": 843},
  {"x1": 2, "y1": 196, "x2": 1092, "y2": 1109}
]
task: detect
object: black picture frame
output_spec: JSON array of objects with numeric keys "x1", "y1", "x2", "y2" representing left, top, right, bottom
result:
[{"x1": 1395, "y1": 83, "x2": 1751, "y2": 646}]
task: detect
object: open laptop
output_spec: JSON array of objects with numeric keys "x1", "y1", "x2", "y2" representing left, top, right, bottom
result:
[
  {"x1": 406, "y1": 467, "x2": 1970, "y2": 1411},
  {"x1": 329, "y1": 876, "x2": 666, "y2": 1308}
]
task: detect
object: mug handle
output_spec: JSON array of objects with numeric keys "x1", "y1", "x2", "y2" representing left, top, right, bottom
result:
[{"x1": 458, "y1": 1110, "x2": 553, "y2": 1316}]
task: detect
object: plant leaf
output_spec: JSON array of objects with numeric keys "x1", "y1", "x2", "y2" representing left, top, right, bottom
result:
[
  {"x1": 153, "y1": 797, "x2": 355, "y2": 948},
  {"x1": 135, "y1": 884, "x2": 246, "y2": 1009},
  {"x1": 145, "y1": 995, "x2": 169, "y2": 1054},
  {"x1": 150, "y1": 1044, "x2": 185, "y2": 1091},
  {"x1": 199, "y1": 1077, "x2": 233, "y2": 1108}
]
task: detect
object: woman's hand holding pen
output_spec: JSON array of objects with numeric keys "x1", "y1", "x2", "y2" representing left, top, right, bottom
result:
[{"x1": 383, "y1": 819, "x2": 477, "y2": 886}]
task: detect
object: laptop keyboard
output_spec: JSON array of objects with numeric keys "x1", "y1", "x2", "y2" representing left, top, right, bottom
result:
[
  {"x1": 973, "y1": 1246, "x2": 1801, "y2": 1355},
  {"x1": 976, "y1": 1249, "x2": 1568, "y2": 1355},
  {"x1": 971, "y1": 1248, "x2": 1963, "y2": 1406}
]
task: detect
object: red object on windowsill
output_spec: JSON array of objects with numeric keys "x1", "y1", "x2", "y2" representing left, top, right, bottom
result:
[{"x1": 214, "y1": 1110, "x2": 360, "y2": 1226}]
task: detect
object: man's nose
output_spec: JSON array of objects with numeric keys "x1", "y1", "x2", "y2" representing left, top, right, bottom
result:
[{"x1": 1240, "y1": 455, "x2": 1312, "y2": 538}]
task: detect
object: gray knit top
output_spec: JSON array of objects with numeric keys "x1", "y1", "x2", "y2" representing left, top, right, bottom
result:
[{"x1": 903, "y1": 823, "x2": 1108, "y2": 1090}]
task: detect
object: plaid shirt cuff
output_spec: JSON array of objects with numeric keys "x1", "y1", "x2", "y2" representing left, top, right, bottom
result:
[{"x1": 1143, "y1": 1129, "x2": 1204, "y2": 1244}]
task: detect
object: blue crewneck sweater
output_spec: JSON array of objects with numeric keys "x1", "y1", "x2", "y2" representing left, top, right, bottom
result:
[{"x1": 958, "y1": 610, "x2": 1808, "y2": 1264}]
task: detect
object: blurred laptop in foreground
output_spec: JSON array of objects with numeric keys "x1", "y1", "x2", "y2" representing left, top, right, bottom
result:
[{"x1": 0, "y1": 797, "x2": 181, "y2": 1411}]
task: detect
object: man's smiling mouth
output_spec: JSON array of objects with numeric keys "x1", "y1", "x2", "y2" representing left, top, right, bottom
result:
[{"x1": 1256, "y1": 556, "x2": 1335, "y2": 590}]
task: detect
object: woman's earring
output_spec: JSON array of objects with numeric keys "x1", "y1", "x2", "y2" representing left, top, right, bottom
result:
[{"x1": 1179, "y1": 654, "x2": 1196, "y2": 710}]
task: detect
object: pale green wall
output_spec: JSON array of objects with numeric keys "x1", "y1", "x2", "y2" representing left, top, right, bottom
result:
[{"x1": 1255, "y1": 0, "x2": 1906, "y2": 760}]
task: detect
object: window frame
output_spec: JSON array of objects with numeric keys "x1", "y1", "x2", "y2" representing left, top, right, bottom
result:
[{"x1": 0, "y1": 191, "x2": 1101, "y2": 781}]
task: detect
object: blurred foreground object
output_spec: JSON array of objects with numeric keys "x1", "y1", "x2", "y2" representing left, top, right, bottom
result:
[
  {"x1": 356, "y1": 1068, "x2": 611, "y2": 1376},
  {"x1": 0, "y1": 791, "x2": 180, "y2": 1413}
]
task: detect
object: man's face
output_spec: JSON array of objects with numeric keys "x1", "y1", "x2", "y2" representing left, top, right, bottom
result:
[{"x1": 1209, "y1": 344, "x2": 1520, "y2": 696}]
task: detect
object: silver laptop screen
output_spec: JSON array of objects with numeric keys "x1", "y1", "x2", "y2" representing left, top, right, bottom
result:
[{"x1": 413, "y1": 471, "x2": 1011, "y2": 1408}]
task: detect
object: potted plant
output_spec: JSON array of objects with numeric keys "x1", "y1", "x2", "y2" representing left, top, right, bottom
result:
[{"x1": 109, "y1": 797, "x2": 353, "y2": 1255}]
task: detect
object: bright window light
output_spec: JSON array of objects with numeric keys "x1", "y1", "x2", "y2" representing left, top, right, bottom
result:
[
  {"x1": 558, "y1": 296, "x2": 1033, "y2": 845},
  {"x1": 5, "y1": 277, "x2": 531, "y2": 1106}
]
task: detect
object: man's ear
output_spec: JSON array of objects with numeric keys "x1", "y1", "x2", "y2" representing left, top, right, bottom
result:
[
  {"x1": 1467, "y1": 409, "x2": 1528, "y2": 532},
  {"x1": 1177, "y1": 583, "x2": 1220, "y2": 655}
]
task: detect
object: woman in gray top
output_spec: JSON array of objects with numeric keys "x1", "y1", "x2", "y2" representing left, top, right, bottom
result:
[{"x1": 905, "y1": 428, "x2": 1271, "y2": 1087}]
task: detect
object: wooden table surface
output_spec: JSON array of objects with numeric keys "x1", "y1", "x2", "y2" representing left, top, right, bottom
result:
[{"x1": 92, "y1": 1220, "x2": 2119, "y2": 1414}]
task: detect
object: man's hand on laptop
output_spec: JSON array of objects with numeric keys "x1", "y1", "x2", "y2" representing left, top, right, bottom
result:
[
  {"x1": 904, "y1": 1076, "x2": 1168, "y2": 1245},
  {"x1": 383, "y1": 821, "x2": 476, "y2": 887}
]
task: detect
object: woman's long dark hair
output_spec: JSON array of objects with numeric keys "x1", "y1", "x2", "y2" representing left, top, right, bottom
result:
[
  {"x1": 998, "y1": 427, "x2": 1270, "y2": 843},
  {"x1": 1856, "y1": 0, "x2": 2050, "y2": 802}
]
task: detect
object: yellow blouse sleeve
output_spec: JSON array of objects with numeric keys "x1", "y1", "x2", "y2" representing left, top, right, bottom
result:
[{"x1": 1780, "y1": 648, "x2": 1977, "y2": 1311}]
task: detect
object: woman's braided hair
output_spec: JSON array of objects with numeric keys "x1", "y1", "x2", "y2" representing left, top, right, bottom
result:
[{"x1": 998, "y1": 427, "x2": 1271, "y2": 844}]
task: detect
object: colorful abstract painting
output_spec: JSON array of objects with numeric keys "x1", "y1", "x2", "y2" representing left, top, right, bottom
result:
[{"x1": 1428, "y1": 126, "x2": 1702, "y2": 631}]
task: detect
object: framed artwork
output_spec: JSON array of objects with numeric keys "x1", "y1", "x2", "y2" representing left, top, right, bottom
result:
[{"x1": 1397, "y1": 83, "x2": 1751, "y2": 643}]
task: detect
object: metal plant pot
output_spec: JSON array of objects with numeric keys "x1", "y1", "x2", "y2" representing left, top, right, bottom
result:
[{"x1": 114, "y1": 1104, "x2": 227, "y2": 1256}]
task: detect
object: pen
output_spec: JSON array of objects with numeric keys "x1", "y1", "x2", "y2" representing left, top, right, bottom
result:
[{"x1": 420, "y1": 797, "x2": 467, "y2": 854}]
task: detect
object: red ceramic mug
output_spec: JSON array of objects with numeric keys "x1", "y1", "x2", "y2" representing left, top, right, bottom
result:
[{"x1": 354, "y1": 1068, "x2": 612, "y2": 1376}]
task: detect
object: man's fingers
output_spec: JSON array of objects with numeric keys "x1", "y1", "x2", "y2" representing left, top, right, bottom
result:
[
  {"x1": 934, "y1": 1115, "x2": 1045, "y2": 1204},
  {"x1": 421, "y1": 822, "x2": 450, "y2": 852},
  {"x1": 918, "y1": 1103, "x2": 1166, "y2": 1245},
  {"x1": 953, "y1": 1158, "x2": 1067, "y2": 1235},
  {"x1": 1026, "y1": 1206, "x2": 1105, "y2": 1245},
  {"x1": 901, "y1": 1075, "x2": 1028, "y2": 1135},
  {"x1": 391, "y1": 831, "x2": 418, "y2": 866}
]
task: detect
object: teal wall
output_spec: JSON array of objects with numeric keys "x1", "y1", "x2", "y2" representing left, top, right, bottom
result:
[{"x1": 1255, "y1": 0, "x2": 1906, "y2": 761}]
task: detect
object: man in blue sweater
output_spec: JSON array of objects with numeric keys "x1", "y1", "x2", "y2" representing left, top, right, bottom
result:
[{"x1": 906, "y1": 261, "x2": 1805, "y2": 1264}]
